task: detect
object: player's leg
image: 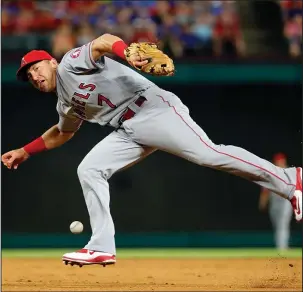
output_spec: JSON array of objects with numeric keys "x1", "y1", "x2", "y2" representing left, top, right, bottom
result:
[
  {"x1": 123, "y1": 90, "x2": 301, "y2": 221},
  {"x1": 269, "y1": 205, "x2": 280, "y2": 249},
  {"x1": 270, "y1": 201, "x2": 293, "y2": 250},
  {"x1": 62, "y1": 129, "x2": 155, "y2": 266}
]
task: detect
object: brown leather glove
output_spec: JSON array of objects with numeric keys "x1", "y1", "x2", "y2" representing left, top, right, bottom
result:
[{"x1": 125, "y1": 42, "x2": 175, "y2": 76}]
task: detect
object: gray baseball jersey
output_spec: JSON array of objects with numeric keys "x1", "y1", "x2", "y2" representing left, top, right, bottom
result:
[{"x1": 55, "y1": 41, "x2": 155, "y2": 131}]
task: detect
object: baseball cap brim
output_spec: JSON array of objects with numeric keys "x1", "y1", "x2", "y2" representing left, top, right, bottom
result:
[
  {"x1": 17, "y1": 61, "x2": 40, "y2": 82},
  {"x1": 16, "y1": 50, "x2": 54, "y2": 82}
]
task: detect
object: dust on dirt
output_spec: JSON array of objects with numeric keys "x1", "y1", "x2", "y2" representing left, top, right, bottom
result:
[{"x1": 2, "y1": 258, "x2": 301, "y2": 291}]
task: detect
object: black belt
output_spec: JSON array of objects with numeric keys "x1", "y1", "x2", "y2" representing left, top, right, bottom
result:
[{"x1": 118, "y1": 96, "x2": 146, "y2": 125}]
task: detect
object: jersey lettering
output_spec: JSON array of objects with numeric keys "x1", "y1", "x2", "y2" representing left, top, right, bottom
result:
[
  {"x1": 98, "y1": 94, "x2": 116, "y2": 109},
  {"x1": 74, "y1": 82, "x2": 117, "y2": 109},
  {"x1": 74, "y1": 92, "x2": 90, "y2": 100},
  {"x1": 72, "y1": 96, "x2": 86, "y2": 107},
  {"x1": 79, "y1": 83, "x2": 96, "y2": 92},
  {"x1": 71, "y1": 96, "x2": 86, "y2": 119}
]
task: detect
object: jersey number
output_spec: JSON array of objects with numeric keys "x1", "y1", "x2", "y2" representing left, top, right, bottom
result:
[{"x1": 74, "y1": 83, "x2": 116, "y2": 109}]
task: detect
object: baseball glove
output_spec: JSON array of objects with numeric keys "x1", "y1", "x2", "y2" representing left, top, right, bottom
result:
[{"x1": 124, "y1": 42, "x2": 175, "y2": 76}]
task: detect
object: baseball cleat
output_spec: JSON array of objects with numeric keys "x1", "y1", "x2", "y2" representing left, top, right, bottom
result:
[
  {"x1": 62, "y1": 249, "x2": 116, "y2": 267},
  {"x1": 290, "y1": 167, "x2": 302, "y2": 222}
]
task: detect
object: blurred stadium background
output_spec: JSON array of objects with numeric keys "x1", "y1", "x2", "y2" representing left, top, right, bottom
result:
[
  {"x1": 2, "y1": 0, "x2": 302, "y2": 59},
  {"x1": 2, "y1": 0, "x2": 302, "y2": 258}
]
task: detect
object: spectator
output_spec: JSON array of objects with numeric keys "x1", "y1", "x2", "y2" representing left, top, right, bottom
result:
[
  {"x1": 52, "y1": 1, "x2": 71, "y2": 21},
  {"x1": 191, "y1": 12, "x2": 214, "y2": 56},
  {"x1": 132, "y1": 4, "x2": 153, "y2": 23},
  {"x1": 149, "y1": 0, "x2": 172, "y2": 26},
  {"x1": 2, "y1": 0, "x2": 19, "y2": 16},
  {"x1": 76, "y1": 23, "x2": 96, "y2": 47},
  {"x1": 14, "y1": 8, "x2": 35, "y2": 35},
  {"x1": 84, "y1": 1, "x2": 104, "y2": 27},
  {"x1": 157, "y1": 14, "x2": 183, "y2": 58},
  {"x1": 32, "y1": 8, "x2": 58, "y2": 33},
  {"x1": 95, "y1": 3, "x2": 117, "y2": 35},
  {"x1": 213, "y1": 9, "x2": 243, "y2": 57},
  {"x1": 113, "y1": 7, "x2": 135, "y2": 43},
  {"x1": 51, "y1": 22, "x2": 76, "y2": 60},
  {"x1": 131, "y1": 19, "x2": 158, "y2": 43},
  {"x1": 210, "y1": 0, "x2": 223, "y2": 16},
  {"x1": 2, "y1": 9, "x2": 15, "y2": 35},
  {"x1": 174, "y1": 1, "x2": 194, "y2": 26},
  {"x1": 68, "y1": 0, "x2": 98, "y2": 27},
  {"x1": 284, "y1": 14, "x2": 302, "y2": 57},
  {"x1": 158, "y1": 13, "x2": 182, "y2": 39},
  {"x1": 179, "y1": 24, "x2": 202, "y2": 57}
]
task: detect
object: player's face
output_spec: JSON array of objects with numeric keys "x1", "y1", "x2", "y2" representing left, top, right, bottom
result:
[
  {"x1": 275, "y1": 158, "x2": 287, "y2": 168},
  {"x1": 27, "y1": 60, "x2": 58, "y2": 92}
]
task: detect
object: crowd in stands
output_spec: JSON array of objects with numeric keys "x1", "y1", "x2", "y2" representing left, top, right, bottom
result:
[
  {"x1": 280, "y1": 0, "x2": 302, "y2": 57},
  {"x1": 2, "y1": 0, "x2": 302, "y2": 59}
]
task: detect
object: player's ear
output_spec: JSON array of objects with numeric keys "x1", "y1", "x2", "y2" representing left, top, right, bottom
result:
[{"x1": 50, "y1": 58, "x2": 58, "y2": 69}]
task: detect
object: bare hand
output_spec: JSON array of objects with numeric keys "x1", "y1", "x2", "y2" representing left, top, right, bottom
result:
[
  {"x1": 2, "y1": 148, "x2": 30, "y2": 170},
  {"x1": 126, "y1": 54, "x2": 149, "y2": 69}
]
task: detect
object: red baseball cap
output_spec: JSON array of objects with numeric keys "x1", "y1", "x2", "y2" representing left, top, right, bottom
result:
[
  {"x1": 16, "y1": 50, "x2": 54, "y2": 81},
  {"x1": 273, "y1": 152, "x2": 287, "y2": 162}
]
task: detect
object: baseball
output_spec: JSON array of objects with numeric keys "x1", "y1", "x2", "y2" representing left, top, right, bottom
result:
[{"x1": 70, "y1": 221, "x2": 84, "y2": 234}]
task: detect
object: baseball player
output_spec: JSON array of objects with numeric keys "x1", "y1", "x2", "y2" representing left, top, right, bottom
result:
[
  {"x1": 259, "y1": 152, "x2": 294, "y2": 251},
  {"x1": 2, "y1": 33, "x2": 302, "y2": 267}
]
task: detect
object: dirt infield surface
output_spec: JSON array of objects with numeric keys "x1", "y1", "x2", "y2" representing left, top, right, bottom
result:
[{"x1": 2, "y1": 257, "x2": 301, "y2": 291}]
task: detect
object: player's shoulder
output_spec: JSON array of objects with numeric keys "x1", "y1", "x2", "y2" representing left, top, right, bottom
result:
[
  {"x1": 60, "y1": 46, "x2": 83, "y2": 67},
  {"x1": 57, "y1": 45, "x2": 86, "y2": 76}
]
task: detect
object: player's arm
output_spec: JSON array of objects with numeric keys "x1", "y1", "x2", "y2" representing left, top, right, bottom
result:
[
  {"x1": 1, "y1": 125, "x2": 74, "y2": 170},
  {"x1": 258, "y1": 187, "x2": 269, "y2": 211},
  {"x1": 41, "y1": 124, "x2": 75, "y2": 149},
  {"x1": 91, "y1": 33, "x2": 148, "y2": 67}
]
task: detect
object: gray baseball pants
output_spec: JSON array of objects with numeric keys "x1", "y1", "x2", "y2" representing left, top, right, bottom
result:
[{"x1": 77, "y1": 86, "x2": 296, "y2": 254}]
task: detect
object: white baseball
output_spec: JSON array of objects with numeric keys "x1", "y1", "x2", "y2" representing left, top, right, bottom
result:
[{"x1": 70, "y1": 221, "x2": 84, "y2": 234}]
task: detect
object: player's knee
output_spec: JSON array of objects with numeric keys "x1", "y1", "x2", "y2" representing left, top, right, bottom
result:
[
  {"x1": 77, "y1": 160, "x2": 99, "y2": 179},
  {"x1": 77, "y1": 160, "x2": 110, "y2": 181},
  {"x1": 77, "y1": 161, "x2": 89, "y2": 179}
]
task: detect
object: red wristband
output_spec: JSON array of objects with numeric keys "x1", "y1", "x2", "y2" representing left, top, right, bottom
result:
[
  {"x1": 23, "y1": 137, "x2": 47, "y2": 155},
  {"x1": 112, "y1": 40, "x2": 128, "y2": 60}
]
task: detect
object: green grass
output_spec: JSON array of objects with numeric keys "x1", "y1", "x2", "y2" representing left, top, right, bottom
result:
[{"x1": 2, "y1": 248, "x2": 302, "y2": 259}]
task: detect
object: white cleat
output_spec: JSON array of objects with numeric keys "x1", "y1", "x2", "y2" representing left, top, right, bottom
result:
[
  {"x1": 290, "y1": 167, "x2": 302, "y2": 222},
  {"x1": 62, "y1": 249, "x2": 116, "y2": 267}
]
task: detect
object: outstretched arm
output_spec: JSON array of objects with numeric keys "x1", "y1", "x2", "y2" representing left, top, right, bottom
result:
[
  {"x1": 90, "y1": 33, "x2": 148, "y2": 67},
  {"x1": 2, "y1": 124, "x2": 74, "y2": 170}
]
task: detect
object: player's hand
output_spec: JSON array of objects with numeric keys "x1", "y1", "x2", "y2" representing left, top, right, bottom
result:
[
  {"x1": 126, "y1": 54, "x2": 149, "y2": 69},
  {"x1": 1, "y1": 148, "x2": 30, "y2": 170}
]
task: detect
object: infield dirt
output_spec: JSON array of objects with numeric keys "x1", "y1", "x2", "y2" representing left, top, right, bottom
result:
[{"x1": 2, "y1": 258, "x2": 302, "y2": 291}]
